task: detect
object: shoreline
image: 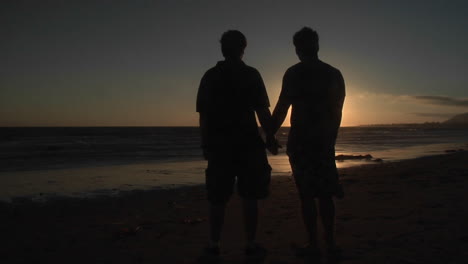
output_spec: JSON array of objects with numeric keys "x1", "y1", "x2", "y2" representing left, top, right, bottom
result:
[
  {"x1": 2, "y1": 151, "x2": 468, "y2": 263},
  {"x1": 1, "y1": 146, "x2": 467, "y2": 203}
]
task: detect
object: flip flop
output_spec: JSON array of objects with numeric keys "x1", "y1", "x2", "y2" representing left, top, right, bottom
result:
[
  {"x1": 291, "y1": 242, "x2": 321, "y2": 260},
  {"x1": 245, "y1": 243, "x2": 267, "y2": 260},
  {"x1": 197, "y1": 246, "x2": 221, "y2": 264}
]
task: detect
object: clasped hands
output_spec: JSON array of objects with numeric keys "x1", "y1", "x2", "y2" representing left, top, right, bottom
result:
[{"x1": 266, "y1": 134, "x2": 281, "y2": 155}]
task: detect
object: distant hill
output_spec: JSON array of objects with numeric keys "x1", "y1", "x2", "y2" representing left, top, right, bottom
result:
[
  {"x1": 443, "y1": 112, "x2": 468, "y2": 125},
  {"x1": 357, "y1": 112, "x2": 468, "y2": 127}
]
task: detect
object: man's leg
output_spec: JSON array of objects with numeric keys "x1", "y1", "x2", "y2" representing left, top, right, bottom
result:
[
  {"x1": 206, "y1": 158, "x2": 233, "y2": 248},
  {"x1": 242, "y1": 198, "x2": 267, "y2": 258},
  {"x1": 290, "y1": 156, "x2": 319, "y2": 247},
  {"x1": 209, "y1": 202, "x2": 226, "y2": 245},
  {"x1": 318, "y1": 196, "x2": 336, "y2": 248},
  {"x1": 242, "y1": 198, "x2": 258, "y2": 245},
  {"x1": 239, "y1": 148, "x2": 270, "y2": 257},
  {"x1": 299, "y1": 195, "x2": 319, "y2": 247},
  {"x1": 197, "y1": 202, "x2": 224, "y2": 260}
]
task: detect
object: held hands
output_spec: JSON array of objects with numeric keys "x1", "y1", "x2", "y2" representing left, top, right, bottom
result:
[{"x1": 266, "y1": 134, "x2": 281, "y2": 155}]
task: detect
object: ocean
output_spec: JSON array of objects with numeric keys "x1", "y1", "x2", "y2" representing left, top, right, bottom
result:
[{"x1": 1, "y1": 126, "x2": 467, "y2": 201}]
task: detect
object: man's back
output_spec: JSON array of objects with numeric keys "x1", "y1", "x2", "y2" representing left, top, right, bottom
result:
[
  {"x1": 197, "y1": 31, "x2": 276, "y2": 257},
  {"x1": 270, "y1": 28, "x2": 345, "y2": 255},
  {"x1": 280, "y1": 60, "x2": 345, "y2": 154},
  {"x1": 196, "y1": 60, "x2": 270, "y2": 150}
]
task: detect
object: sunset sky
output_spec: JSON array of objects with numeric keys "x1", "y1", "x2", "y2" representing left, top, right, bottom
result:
[{"x1": 1, "y1": 0, "x2": 467, "y2": 127}]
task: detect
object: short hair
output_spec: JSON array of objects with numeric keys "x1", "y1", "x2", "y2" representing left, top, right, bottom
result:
[
  {"x1": 293, "y1": 27, "x2": 319, "y2": 56},
  {"x1": 220, "y1": 30, "x2": 247, "y2": 58}
]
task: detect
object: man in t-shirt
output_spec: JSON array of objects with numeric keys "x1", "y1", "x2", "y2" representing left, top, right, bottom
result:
[
  {"x1": 196, "y1": 30, "x2": 278, "y2": 259},
  {"x1": 271, "y1": 27, "x2": 345, "y2": 260}
]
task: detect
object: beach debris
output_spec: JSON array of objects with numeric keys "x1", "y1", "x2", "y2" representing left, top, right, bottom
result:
[
  {"x1": 46, "y1": 145, "x2": 63, "y2": 151},
  {"x1": 445, "y1": 149, "x2": 465, "y2": 153},
  {"x1": 459, "y1": 235, "x2": 468, "y2": 243},
  {"x1": 182, "y1": 217, "x2": 205, "y2": 225},
  {"x1": 168, "y1": 201, "x2": 186, "y2": 209},
  {"x1": 335, "y1": 154, "x2": 373, "y2": 161},
  {"x1": 113, "y1": 225, "x2": 142, "y2": 240},
  {"x1": 335, "y1": 154, "x2": 383, "y2": 163},
  {"x1": 138, "y1": 220, "x2": 155, "y2": 228},
  {"x1": 146, "y1": 169, "x2": 171, "y2": 175},
  {"x1": 155, "y1": 230, "x2": 169, "y2": 239}
]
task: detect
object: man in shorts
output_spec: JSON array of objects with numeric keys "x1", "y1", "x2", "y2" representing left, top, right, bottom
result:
[
  {"x1": 196, "y1": 30, "x2": 278, "y2": 259},
  {"x1": 271, "y1": 27, "x2": 346, "y2": 260}
]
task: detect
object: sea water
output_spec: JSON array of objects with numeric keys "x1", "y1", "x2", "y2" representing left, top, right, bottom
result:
[{"x1": 1, "y1": 126, "x2": 467, "y2": 201}]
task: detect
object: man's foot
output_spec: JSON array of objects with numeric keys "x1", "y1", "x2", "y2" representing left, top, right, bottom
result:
[
  {"x1": 245, "y1": 243, "x2": 267, "y2": 259},
  {"x1": 291, "y1": 243, "x2": 321, "y2": 260},
  {"x1": 197, "y1": 245, "x2": 221, "y2": 264},
  {"x1": 326, "y1": 245, "x2": 342, "y2": 263}
]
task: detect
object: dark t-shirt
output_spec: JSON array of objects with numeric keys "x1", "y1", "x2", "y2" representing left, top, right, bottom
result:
[
  {"x1": 279, "y1": 60, "x2": 345, "y2": 156},
  {"x1": 196, "y1": 60, "x2": 269, "y2": 150}
]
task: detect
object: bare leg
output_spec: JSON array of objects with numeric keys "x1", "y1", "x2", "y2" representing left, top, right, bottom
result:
[
  {"x1": 318, "y1": 196, "x2": 336, "y2": 248},
  {"x1": 300, "y1": 195, "x2": 318, "y2": 247},
  {"x1": 242, "y1": 198, "x2": 258, "y2": 244},
  {"x1": 209, "y1": 203, "x2": 226, "y2": 244}
]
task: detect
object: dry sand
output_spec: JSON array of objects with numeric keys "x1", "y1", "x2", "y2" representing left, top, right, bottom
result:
[{"x1": 2, "y1": 151, "x2": 468, "y2": 264}]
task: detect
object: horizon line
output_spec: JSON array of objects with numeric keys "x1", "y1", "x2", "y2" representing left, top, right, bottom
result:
[{"x1": 0, "y1": 122, "x2": 446, "y2": 128}]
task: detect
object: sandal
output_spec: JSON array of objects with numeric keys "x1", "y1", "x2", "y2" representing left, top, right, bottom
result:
[
  {"x1": 291, "y1": 243, "x2": 321, "y2": 260},
  {"x1": 245, "y1": 243, "x2": 267, "y2": 259},
  {"x1": 197, "y1": 246, "x2": 221, "y2": 263},
  {"x1": 327, "y1": 246, "x2": 342, "y2": 262}
]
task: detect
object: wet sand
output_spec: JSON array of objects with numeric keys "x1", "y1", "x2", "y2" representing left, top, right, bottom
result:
[{"x1": 2, "y1": 151, "x2": 468, "y2": 264}]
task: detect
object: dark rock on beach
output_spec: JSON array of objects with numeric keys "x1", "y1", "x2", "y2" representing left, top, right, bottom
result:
[{"x1": 335, "y1": 154, "x2": 373, "y2": 160}]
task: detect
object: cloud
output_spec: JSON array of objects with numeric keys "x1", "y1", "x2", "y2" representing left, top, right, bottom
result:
[{"x1": 409, "y1": 96, "x2": 468, "y2": 107}]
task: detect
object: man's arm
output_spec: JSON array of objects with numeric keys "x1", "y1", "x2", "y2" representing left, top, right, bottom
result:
[
  {"x1": 256, "y1": 107, "x2": 273, "y2": 136},
  {"x1": 271, "y1": 99, "x2": 290, "y2": 135},
  {"x1": 199, "y1": 112, "x2": 209, "y2": 160},
  {"x1": 256, "y1": 107, "x2": 279, "y2": 155},
  {"x1": 250, "y1": 68, "x2": 279, "y2": 155},
  {"x1": 331, "y1": 70, "x2": 346, "y2": 134},
  {"x1": 271, "y1": 69, "x2": 292, "y2": 134},
  {"x1": 197, "y1": 72, "x2": 210, "y2": 159}
]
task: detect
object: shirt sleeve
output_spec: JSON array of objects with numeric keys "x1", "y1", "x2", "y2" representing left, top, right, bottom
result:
[
  {"x1": 196, "y1": 73, "x2": 208, "y2": 113},
  {"x1": 252, "y1": 69, "x2": 270, "y2": 108},
  {"x1": 329, "y1": 68, "x2": 345, "y2": 133},
  {"x1": 277, "y1": 68, "x2": 295, "y2": 105},
  {"x1": 331, "y1": 69, "x2": 346, "y2": 111}
]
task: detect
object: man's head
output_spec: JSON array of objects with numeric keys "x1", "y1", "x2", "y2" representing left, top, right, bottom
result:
[
  {"x1": 220, "y1": 30, "x2": 247, "y2": 59},
  {"x1": 293, "y1": 27, "x2": 319, "y2": 60}
]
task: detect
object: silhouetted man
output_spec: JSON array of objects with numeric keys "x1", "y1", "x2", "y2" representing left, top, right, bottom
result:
[
  {"x1": 272, "y1": 27, "x2": 345, "y2": 261},
  {"x1": 196, "y1": 30, "x2": 277, "y2": 260}
]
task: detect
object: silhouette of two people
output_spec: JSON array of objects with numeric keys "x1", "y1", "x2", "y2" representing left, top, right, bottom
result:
[{"x1": 196, "y1": 27, "x2": 345, "y2": 263}]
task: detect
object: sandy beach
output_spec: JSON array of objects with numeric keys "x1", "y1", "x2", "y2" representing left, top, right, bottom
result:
[{"x1": 2, "y1": 151, "x2": 468, "y2": 264}]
